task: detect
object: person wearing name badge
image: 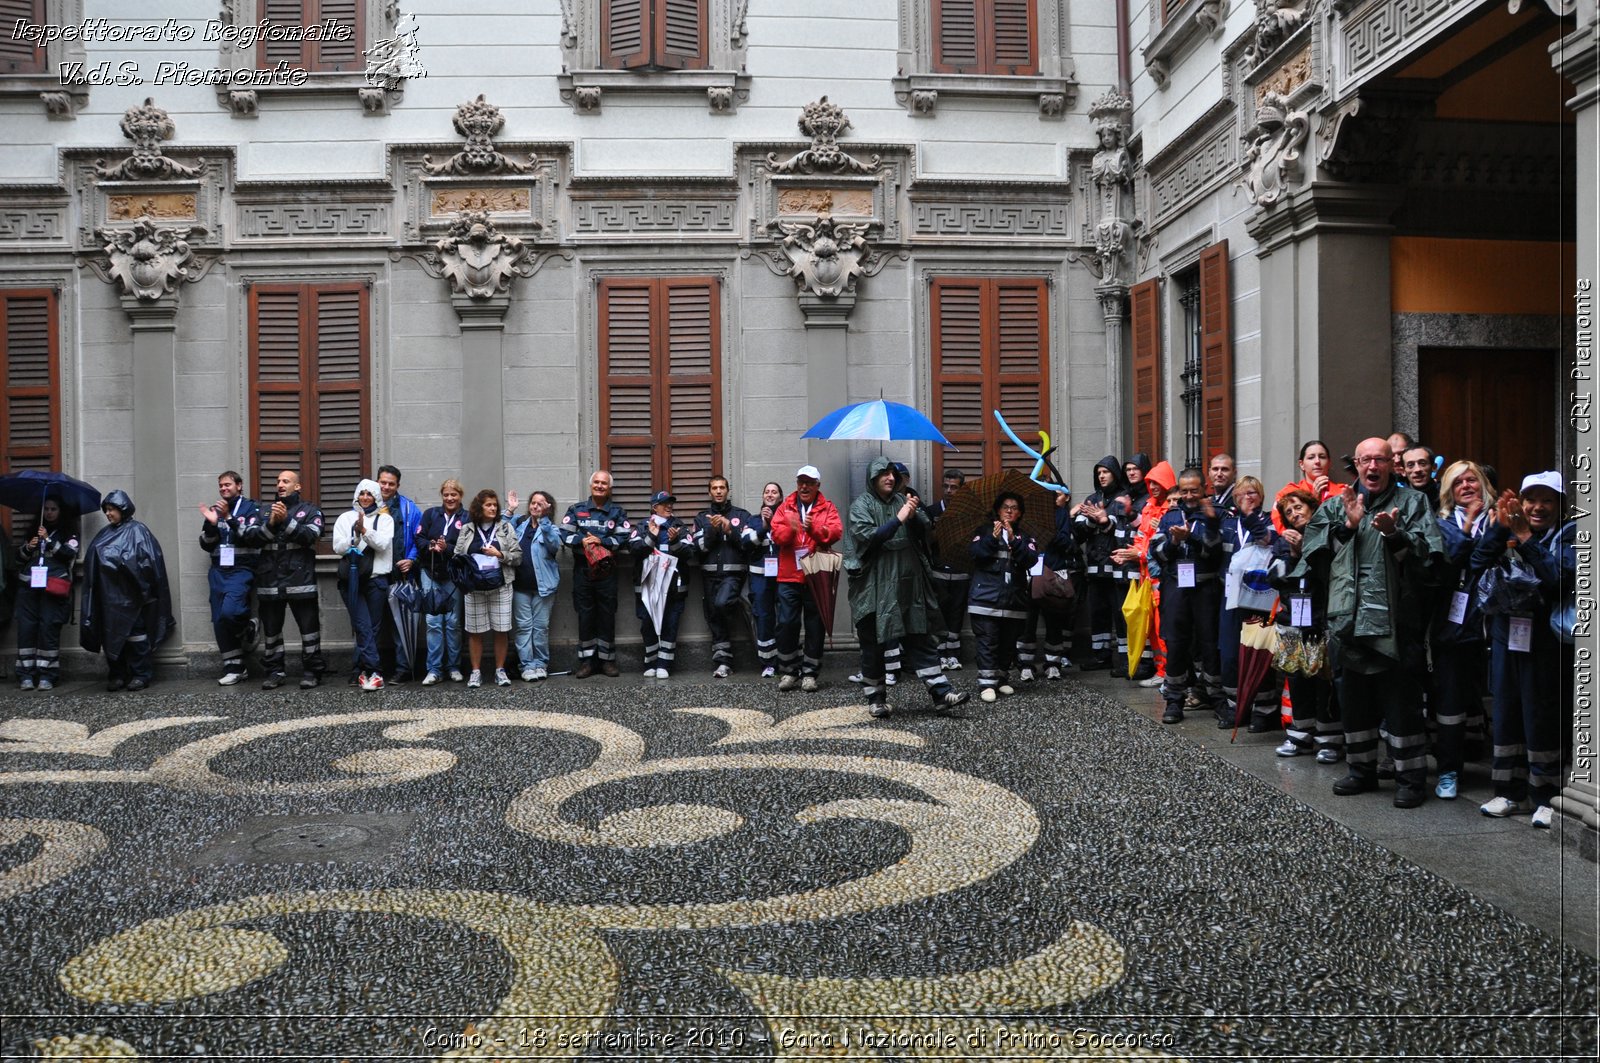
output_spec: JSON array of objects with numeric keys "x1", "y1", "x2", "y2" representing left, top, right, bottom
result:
[
  {"x1": 333, "y1": 478, "x2": 394, "y2": 691},
  {"x1": 238, "y1": 469, "x2": 326, "y2": 690},
  {"x1": 1015, "y1": 487, "x2": 1079, "y2": 682},
  {"x1": 1072, "y1": 455, "x2": 1128, "y2": 672},
  {"x1": 1428, "y1": 460, "x2": 1497, "y2": 800},
  {"x1": 771, "y1": 465, "x2": 843, "y2": 692},
  {"x1": 1217, "y1": 476, "x2": 1278, "y2": 730},
  {"x1": 968, "y1": 492, "x2": 1038, "y2": 703},
  {"x1": 1148, "y1": 468, "x2": 1225, "y2": 725},
  {"x1": 508, "y1": 489, "x2": 562, "y2": 682},
  {"x1": 14, "y1": 498, "x2": 79, "y2": 691},
  {"x1": 1269, "y1": 488, "x2": 1343, "y2": 762},
  {"x1": 747, "y1": 481, "x2": 784, "y2": 678},
  {"x1": 1470, "y1": 471, "x2": 1577, "y2": 827},
  {"x1": 415, "y1": 478, "x2": 469, "y2": 685},
  {"x1": 926, "y1": 467, "x2": 972, "y2": 671},
  {"x1": 1292, "y1": 437, "x2": 1446, "y2": 809},
  {"x1": 453, "y1": 488, "x2": 521, "y2": 688},
  {"x1": 198, "y1": 470, "x2": 260, "y2": 686},
  {"x1": 633, "y1": 490, "x2": 696, "y2": 679},
  {"x1": 694, "y1": 475, "x2": 758, "y2": 679}
]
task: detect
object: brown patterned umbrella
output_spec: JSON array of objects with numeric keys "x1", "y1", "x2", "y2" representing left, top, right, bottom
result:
[{"x1": 930, "y1": 470, "x2": 1058, "y2": 573}]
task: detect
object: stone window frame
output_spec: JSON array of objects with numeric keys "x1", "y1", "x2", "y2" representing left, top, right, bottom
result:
[
  {"x1": 0, "y1": 0, "x2": 89, "y2": 118},
  {"x1": 1142, "y1": 0, "x2": 1226, "y2": 90},
  {"x1": 215, "y1": 0, "x2": 403, "y2": 117},
  {"x1": 892, "y1": 0, "x2": 1077, "y2": 117},
  {"x1": 557, "y1": 0, "x2": 750, "y2": 114}
]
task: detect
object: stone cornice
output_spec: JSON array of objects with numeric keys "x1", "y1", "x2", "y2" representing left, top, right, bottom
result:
[
  {"x1": 1244, "y1": 180, "x2": 1401, "y2": 253},
  {"x1": 1144, "y1": 0, "x2": 1228, "y2": 88},
  {"x1": 1551, "y1": 23, "x2": 1600, "y2": 108}
]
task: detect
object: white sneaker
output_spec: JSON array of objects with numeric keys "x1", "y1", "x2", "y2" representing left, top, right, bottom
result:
[
  {"x1": 218, "y1": 671, "x2": 244, "y2": 686},
  {"x1": 521, "y1": 668, "x2": 537, "y2": 681},
  {"x1": 359, "y1": 672, "x2": 384, "y2": 692},
  {"x1": 1019, "y1": 668, "x2": 1035, "y2": 683},
  {"x1": 980, "y1": 687, "x2": 998, "y2": 703},
  {"x1": 656, "y1": 670, "x2": 671, "y2": 680},
  {"x1": 946, "y1": 658, "x2": 963, "y2": 671},
  {"x1": 1531, "y1": 805, "x2": 1554, "y2": 829},
  {"x1": 466, "y1": 670, "x2": 482, "y2": 688},
  {"x1": 1058, "y1": 657, "x2": 1073, "y2": 670},
  {"x1": 532, "y1": 667, "x2": 547, "y2": 680},
  {"x1": 449, "y1": 670, "x2": 465, "y2": 683},
  {"x1": 1275, "y1": 739, "x2": 1304, "y2": 758},
  {"x1": 713, "y1": 664, "x2": 731, "y2": 679},
  {"x1": 847, "y1": 672, "x2": 865, "y2": 684},
  {"x1": 1138, "y1": 674, "x2": 1165, "y2": 688},
  {"x1": 997, "y1": 684, "x2": 1015, "y2": 696},
  {"x1": 1480, "y1": 796, "x2": 1532, "y2": 818},
  {"x1": 760, "y1": 666, "x2": 776, "y2": 678},
  {"x1": 800, "y1": 675, "x2": 819, "y2": 693},
  {"x1": 643, "y1": 668, "x2": 660, "y2": 679},
  {"x1": 37, "y1": 678, "x2": 53, "y2": 691},
  {"x1": 421, "y1": 672, "x2": 441, "y2": 686},
  {"x1": 884, "y1": 673, "x2": 896, "y2": 686},
  {"x1": 1044, "y1": 666, "x2": 1062, "y2": 681},
  {"x1": 495, "y1": 668, "x2": 511, "y2": 687}
]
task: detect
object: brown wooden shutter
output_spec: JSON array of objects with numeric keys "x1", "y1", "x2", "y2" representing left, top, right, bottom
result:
[
  {"x1": 0, "y1": 0, "x2": 45, "y2": 74},
  {"x1": 932, "y1": 0, "x2": 980, "y2": 73},
  {"x1": 259, "y1": 0, "x2": 310, "y2": 68},
  {"x1": 662, "y1": 277, "x2": 720, "y2": 493},
  {"x1": 0, "y1": 290, "x2": 58, "y2": 543},
  {"x1": 655, "y1": 0, "x2": 708, "y2": 70},
  {"x1": 989, "y1": 0, "x2": 1038, "y2": 75},
  {"x1": 1129, "y1": 278, "x2": 1162, "y2": 459},
  {"x1": 932, "y1": 277, "x2": 1049, "y2": 481},
  {"x1": 1198, "y1": 241, "x2": 1234, "y2": 459},
  {"x1": 251, "y1": 286, "x2": 308, "y2": 500},
  {"x1": 310, "y1": 285, "x2": 368, "y2": 518},
  {"x1": 313, "y1": 0, "x2": 363, "y2": 72},
  {"x1": 602, "y1": 0, "x2": 651, "y2": 69},
  {"x1": 600, "y1": 278, "x2": 658, "y2": 516}
]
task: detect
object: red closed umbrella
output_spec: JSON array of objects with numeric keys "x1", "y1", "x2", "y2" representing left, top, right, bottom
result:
[
  {"x1": 798, "y1": 549, "x2": 842, "y2": 644},
  {"x1": 1231, "y1": 617, "x2": 1281, "y2": 741}
]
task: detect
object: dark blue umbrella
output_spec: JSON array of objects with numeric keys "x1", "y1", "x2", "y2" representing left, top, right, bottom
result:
[
  {"x1": 0, "y1": 470, "x2": 102, "y2": 515},
  {"x1": 802, "y1": 399, "x2": 956, "y2": 448}
]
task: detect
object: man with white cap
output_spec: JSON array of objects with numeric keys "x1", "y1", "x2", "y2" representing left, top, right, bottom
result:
[
  {"x1": 770, "y1": 464, "x2": 843, "y2": 691},
  {"x1": 1471, "y1": 470, "x2": 1577, "y2": 827}
]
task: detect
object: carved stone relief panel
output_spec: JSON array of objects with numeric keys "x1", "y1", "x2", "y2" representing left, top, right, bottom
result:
[
  {"x1": 397, "y1": 154, "x2": 562, "y2": 246},
  {"x1": 742, "y1": 136, "x2": 908, "y2": 246},
  {"x1": 233, "y1": 194, "x2": 393, "y2": 242},
  {"x1": 431, "y1": 188, "x2": 532, "y2": 216},
  {"x1": 107, "y1": 193, "x2": 197, "y2": 222},
  {"x1": 0, "y1": 203, "x2": 69, "y2": 244},
  {"x1": 776, "y1": 188, "x2": 876, "y2": 218}
]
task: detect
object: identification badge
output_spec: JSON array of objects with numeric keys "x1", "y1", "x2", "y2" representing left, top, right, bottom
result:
[
  {"x1": 795, "y1": 546, "x2": 810, "y2": 561},
  {"x1": 763, "y1": 556, "x2": 778, "y2": 578},
  {"x1": 1508, "y1": 616, "x2": 1533, "y2": 653},
  {"x1": 1177, "y1": 562, "x2": 1196, "y2": 589},
  {"x1": 1029, "y1": 557, "x2": 1045, "y2": 577},
  {"x1": 30, "y1": 564, "x2": 48, "y2": 589},
  {"x1": 1290, "y1": 595, "x2": 1312, "y2": 628},
  {"x1": 219, "y1": 545, "x2": 236, "y2": 567},
  {"x1": 472, "y1": 553, "x2": 501, "y2": 574},
  {"x1": 1447, "y1": 590, "x2": 1469, "y2": 626}
]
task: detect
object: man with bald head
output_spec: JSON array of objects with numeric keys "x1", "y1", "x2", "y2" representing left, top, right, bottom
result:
[
  {"x1": 240, "y1": 469, "x2": 326, "y2": 689},
  {"x1": 1292, "y1": 437, "x2": 1445, "y2": 808}
]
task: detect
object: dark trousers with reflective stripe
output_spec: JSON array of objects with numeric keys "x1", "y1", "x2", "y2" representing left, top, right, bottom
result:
[
  {"x1": 855, "y1": 615, "x2": 951, "y2": 704},
  {"x1": 1017, "y1": 600, "x2": 1072, "y2": 670},
  {"x1": 701, "y1": 574, "x2": 742, "y2": 666},
  {"x1": 776, "y1": 580, "x2": 824, "y2": 677},
  {"x1": 638, "y1": 594, "x2": 688, "y2": 675},
  {"x1": 1084, "y1": 575, "x2": 1119, "y2": 663},
  {"x1": 932, "y1": 575, "x2": 969, "y2": 654},
  {"x1": 971, "y1": 613, "x2": 1022, "y2": 689},
  {"x1": 209, "y1": 566, "x2": 254, "y2": 676},
  {"x1": 572, "y1": 570, "x2": 618, "y2": 661},
  {"x1": 1336, "y1": 644, "x2": 1427, "y2": 788},
  {"x1": 107, "y1": 616, "x2": 153, "y2": 684},
  {"x1": 258, "y1": 595, "x2": 324, "y2": 677},
  {"x1": 749, "y1": 572, "x2": 778, "y2": 667},
  {"x1": 1488, "y1": 631, "x2": 1563, "y2": 805},
  {"x1": 1158, "y1": 579, "x2": 1222, "y2": 710},
  {"x1": 1285, "y1": 672, "x2": 1342, "y2": 750},
  {"x1": 14, "y1": 588, "x2": 70, "y2": 682},
  {"x1": 1431, "y1": 639, "x2": 1487, "y2": 775}
]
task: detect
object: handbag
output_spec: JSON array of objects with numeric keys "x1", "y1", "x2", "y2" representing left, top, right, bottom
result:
[
  {"x1": 452, "y1": 550, "x2": 503, "y2": 593},
  {"x1": 1225, "y1": 543, "x2": 1279, "y2": 613},
  {"x1": 583, "y1": 539, "x2": 614, "y2": 581},
  {"x1": 42, "y1": 575, "x2": 71, "y2": 599},
  {"x1": 1030, "y1": 567, "x2": 1075, "y2": 612}
]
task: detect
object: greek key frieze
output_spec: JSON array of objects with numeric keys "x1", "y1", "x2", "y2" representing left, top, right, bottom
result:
[
  {"x1": 0, "y1": 208, "x2": 67, "y2": 242},
  {"x1": 911, "y1": 202, "x2": 1069, "y2": 238},
  {"x1": 1341, "y1": 0, "x2": 1470, "y2": 90},
  {"x1": 572, "y1": 200, "x2": 736, "y2": 234},
  {"x1": 1151, "y1": 123, "x2": 1238, "y2": 224},
  {"x1": 235, "y1": 203, "x2": 391, "y2": 239}
]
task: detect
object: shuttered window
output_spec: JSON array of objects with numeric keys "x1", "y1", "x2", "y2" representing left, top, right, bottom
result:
[
  {"x1": 601, "y1": 0, "x2": 708, "y2": 70},
  {"x1": 599, "y1": 276, "x2": 721, "y2": 517},
  {"x1": 0, "y1": 0, "x2": 46, "y2": 74},
  {"x1": 248, "y1": 283, "x2": 370, "y2": 542},
  {"x1": 931, "y1": 0, "x2": 1037, "y2": 76},
  {"x1": 0, "y1": 289, "x2": 59, "y2": 542},
  {"x1": 258, "y1": 0, "x2": 365, "y2": 72},
  {"x1": 931, "y1": 277, "x2": 1049, "y2": 482},
  {"x1": 1129, "y1": 277, "x2": 1162, "y2": 459},
  {"x1": 1198, "y1": 241, "x2": 1234, "y2": 460}
]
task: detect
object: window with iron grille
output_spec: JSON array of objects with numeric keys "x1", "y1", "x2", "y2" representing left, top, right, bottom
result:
[{"x1": 1178, "y1": 268, "x2": 1203, "y2": 469}]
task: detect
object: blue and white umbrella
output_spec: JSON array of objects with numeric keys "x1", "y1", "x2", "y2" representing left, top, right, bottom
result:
[{"x1": 801, "y1": 399, "x2": 955, "y2": 449}]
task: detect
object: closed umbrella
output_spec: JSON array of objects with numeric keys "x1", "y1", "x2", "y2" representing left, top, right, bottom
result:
[
  {"x1": 1120, "y1": 578, "x2": 1155, "y2": 679},
  {"x1": 1231, "y1": 616, "x2": 1281, "y2": 741},
  {"x1": 798, "y1": 549, "x2": 843, "y2": 643},
  {"x1": 929, "y1": 470, "x2": 1057, "y2": 572},
  {"x1": 387, "y1": 579, "x2": 424, "y2": 678}
]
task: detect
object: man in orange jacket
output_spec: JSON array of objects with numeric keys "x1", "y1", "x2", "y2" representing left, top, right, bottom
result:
[{"x1": 771, "y1": 465, "x2": 844, "y2": 692}]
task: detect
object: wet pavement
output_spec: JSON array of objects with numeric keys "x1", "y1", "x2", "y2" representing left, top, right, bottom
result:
[{"x1": 1, "y1": 666, "x2": 1595, "y2": 1060}]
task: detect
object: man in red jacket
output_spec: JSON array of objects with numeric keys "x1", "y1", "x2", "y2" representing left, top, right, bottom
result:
[{"x1": 771, "y1": 464, "x2": 844, "y2": 691}]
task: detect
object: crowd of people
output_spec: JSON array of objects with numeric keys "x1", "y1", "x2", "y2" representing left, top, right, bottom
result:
[{"x1": 1, "y1": 434, "x2": 1576, "y2": 826}]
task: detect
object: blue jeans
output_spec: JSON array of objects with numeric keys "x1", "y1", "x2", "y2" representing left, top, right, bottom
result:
[
  {"x1": 422, "y1": 569, "x2": 462, "y2": 675},
  {"x1": 513, "y1": 589, "x2": 554, "y2": 671}
]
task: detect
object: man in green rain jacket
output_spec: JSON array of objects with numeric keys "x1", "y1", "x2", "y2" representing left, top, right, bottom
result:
[
  {"x1": 1294, "y1": 436, "x2": 1446, "y2": 808},
  {"x1": 844, "y1": 456, "x2": 970, "y2": 718}
]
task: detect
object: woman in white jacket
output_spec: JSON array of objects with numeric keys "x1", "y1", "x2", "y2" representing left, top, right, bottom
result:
[{"x1": 333, "y1": 478, "x2": 394, "y2": 691}]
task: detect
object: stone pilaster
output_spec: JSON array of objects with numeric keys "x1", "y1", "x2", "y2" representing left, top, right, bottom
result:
[
  {"x1": 1096, "y1": 285, "x2": 1128, "y2": 457},
  {"x1": 453, "y1": 294, "x2": 511, "y2": 498}
]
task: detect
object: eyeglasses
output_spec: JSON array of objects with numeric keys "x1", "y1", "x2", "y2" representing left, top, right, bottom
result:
[{"x1": 1354, "y1": 456, "x2": 1389, "y2": 467}]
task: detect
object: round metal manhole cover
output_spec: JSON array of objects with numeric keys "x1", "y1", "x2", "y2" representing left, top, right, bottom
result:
[{"x1": 251, "y1": 823, "x2": 373, "y2": 857}]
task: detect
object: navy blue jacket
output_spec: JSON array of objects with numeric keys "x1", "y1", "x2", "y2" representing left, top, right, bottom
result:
[
  {"x1": 240, "y1": 493, "x2": 322, "y2": 600},
  {"x1": 694, "y1": 501, "x2": 759, "y2": 577},
  {"x1": 1149, "y1": 503, "x2": 1224, "y2": 585},
  {"x1": 198, "y1": 496, "x2": 260, "y2": 572},
  {"x1": 415, "y1": 505, "x2": 469, "y2": 583},
  {"x1": 968, "y1": 525, "x2": 1038, "y2": 618},
  {"x1": 1432, "y1": 510, "x2": 1494, "y2": 646}
]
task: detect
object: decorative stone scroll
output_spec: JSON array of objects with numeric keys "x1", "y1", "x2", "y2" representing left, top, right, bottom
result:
[
  {"x1": 766, "y1": 98, "x2": 881, "y2": 175},
  {"x1": 422, "y1": 96, "x2": 534, "y2": 177},
  {"x1": 1240, "y1": 91, "x2": 1309, "y2": 207},
  {"x1": 92, "y1": 99, "x2": 206, "y2": 182},
  {"x1": 1242, "y1": 0, "x2": 1308, "y2": 71},
  {"x1": 758, "y1": 214, "x2": 895, "y2": 300},
  {"x1": 420, "y1": 211, "x2": 541, "y2": 299},
  {"x1": 89, "y1": 217, "x2": 204, "y2": 301}
]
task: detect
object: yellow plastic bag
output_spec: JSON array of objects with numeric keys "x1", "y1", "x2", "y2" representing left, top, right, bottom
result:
[{"x1": 1121, "y1": 578, "x2": 1154, "y2": 679}]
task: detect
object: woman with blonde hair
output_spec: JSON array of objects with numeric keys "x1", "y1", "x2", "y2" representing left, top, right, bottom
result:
[
  {"x1": 1429, "y1": 459, "x2": 1497, "y2": 800},
  {"x1": 416, "y1": 478, "x2": 469, "y2": 684}
]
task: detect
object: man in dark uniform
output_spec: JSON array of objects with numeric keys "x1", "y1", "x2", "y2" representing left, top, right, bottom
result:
[
  {"x1": 1208, "y1": 453, "x2": 1238, "y2": 514},
  {"x1": 926, "y1": 467, "x2": 970, "y2": 670},
  {"x1": 694, "y1": 474, "x2": 758, "y2": 678},
  {"x1": 198, "y1": 470, "x2": 259, "y2": 686},
  {"x1": 560, "y1": 469, "x2": 632, "y2": 677},
  {"x1": 241, "y1": 469, "x2": 325, "y2": 689}
]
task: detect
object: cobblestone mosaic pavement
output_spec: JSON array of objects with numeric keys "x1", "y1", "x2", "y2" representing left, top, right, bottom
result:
[{"x1": 0, "y1": 675, "x2": 1595, "y2": 1060}]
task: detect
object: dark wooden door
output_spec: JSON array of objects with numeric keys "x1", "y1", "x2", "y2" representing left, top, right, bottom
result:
[{"x1": 1418, "y1": 347, "x2": 1557, "y2": 497}]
